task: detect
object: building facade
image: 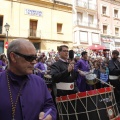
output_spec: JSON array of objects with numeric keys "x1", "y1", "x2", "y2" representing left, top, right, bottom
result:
[
  {"x1": 72, "y1": 0, "x2": 101, "y2": 49},
  {"x1": 0, "y1": 0, "x2": 73, "y2": 53},
  {"x1": 98, "y1": 0, "x2": 120, "y2": 51}
]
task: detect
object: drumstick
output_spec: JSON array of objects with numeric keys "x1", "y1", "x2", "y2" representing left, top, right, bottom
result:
[
  {"x1": 41, "y1": 108, "x2": 52, "y2": 120},
  {"x1": 96, "y1": 78, "x2": 114, "y2": 88}
]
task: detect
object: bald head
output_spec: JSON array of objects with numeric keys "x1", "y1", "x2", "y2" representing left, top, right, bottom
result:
[{"x1": 7, "y1": 38, "x2": 35, "y2": 61}]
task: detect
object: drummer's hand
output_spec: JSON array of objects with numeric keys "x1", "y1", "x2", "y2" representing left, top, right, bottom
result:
[
  {"x1": 101, "y1": 81, "x2": 105, "y2": 84},
  {"x1": 44, "y1": 72, "x2": 47, "y2": 75},
  {"x1": 36, "y1": 68, "x2": 42, "y2": 73},
  {"x1": 78, "y1": 70, "x2": 85, "y2": 76},
  {"x1": 39, "y1": 112, "x2": 52, "y2": 120},
  {"x1": 68, "y1": 64, "x2": 74, "y2": 72},
  {"x1": 47, "y1": 70, "x2": 50, "y2": 73}
]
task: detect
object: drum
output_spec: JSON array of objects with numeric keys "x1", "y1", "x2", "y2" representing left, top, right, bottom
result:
[
  {"x1": 44, "y1": 74, "x2": 52, "y2": 92},
  {"x1": 56, "y1": 87, "x2": 120, "y2": 120},
  {"x1": 85, "y1": 73, "x2": 98, "y2": 85}
]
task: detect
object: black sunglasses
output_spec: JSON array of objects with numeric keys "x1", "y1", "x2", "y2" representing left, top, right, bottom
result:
[
  {"x1": 62, "y1": 50, "x2": 69, "y2": 52},
  {"x1": 13, "y1": 52, "x2": 37, "y2": 62}
]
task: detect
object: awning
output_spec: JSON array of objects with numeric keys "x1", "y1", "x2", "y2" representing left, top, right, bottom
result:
[
  {"x1": 114, "y1": 39, "x2": 120, "y2": 42},
  {"x1": 88, "y1": 45, "x2": 106, "y2": 50}
]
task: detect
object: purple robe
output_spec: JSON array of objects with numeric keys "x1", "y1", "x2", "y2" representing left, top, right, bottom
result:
[
  {"x1": 74, "y1": 58, "x2": 92, "y2": 92},
  {"x1": 0, "y1": 70, "x2": 57, "y2": 120},
  {"x1": 0, "y1": 60, "x2": 6, "y2": 72},
  {"x1": 35, "y1": 62, "x2": 45, "y2": 78}
]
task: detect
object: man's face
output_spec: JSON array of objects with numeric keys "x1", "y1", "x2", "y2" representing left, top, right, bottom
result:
[
  {"x1": 10, "y1": 44, "x2": 37, "y2": 75},
  {"x1": 83, "y1": 53, "x2": 88, "y2": 60},
  {"x1": 59, "y1": 47, "x2": 69, "y2": 60},
  {"x1": 112, "y1": 54, "x2": 118, "y2": 59},
  {"x1": 42, "y1": 57, "x2": 46, "y2": 63}
]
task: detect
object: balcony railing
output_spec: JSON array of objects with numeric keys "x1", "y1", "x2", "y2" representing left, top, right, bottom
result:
[
  {"x1": 75, "y1": 0, "x2": 97, "y2": 10},
  {"x1": 88, "y1": 22, "x2": 97, "y2": 27},
  {"x1": 76, "y1": 1, "x2": 86, "y2": 8},
  {"x1": 103, "y1": 31, "x2": 107, "y2": 34},
  {"x1": 28, "y1": 29, "x2": 41, "y2": 38},
  {"x1": 103, "y1": 11, "x2": 106, "y2": 15},
  {"x1": 115, "y1": 33, "x2": 119, "y2": 36},
  {"x1": 88, "y1": 3, "x2": 97, "y2": 10},
  {"x1": 114, "y1": 14, "x2": 118, "y2": 18},
  {"x1": 74, "y1": 20, "x2": 98, "y2": 28}
]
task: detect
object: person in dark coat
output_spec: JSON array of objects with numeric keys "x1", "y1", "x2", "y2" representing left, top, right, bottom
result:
[
  {"x1": 51, "y1": 45, "x2": 78, "y2": 97},
  {"x1": 108, "y1": 50, "x2": 120, "y2": 112}
]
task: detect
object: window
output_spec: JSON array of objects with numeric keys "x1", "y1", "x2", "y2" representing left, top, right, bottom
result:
[
  {"x1": 77, "y1": 12, "x2": 83, "y2": 23},
  {"x1": 57, "y1": 23, "x2": 62, "y2": 33},
  {"x1": 33, "y1": 42, "x2": 40, "y2": 50},
  {"x1": 0, "y1": 41, "x2": 4, "y2": 53},
  {"x1": 80, "y1": 31, "x2": 88, "y2": 43},
  {"x1": 57, "y1": 46, "x2": 60, "y2": 51},
  {"x1": 114, "y1": 9, "x2": 118, "y2": 18},
  {"x1": 115, "y1": 27, "x2": 119, "y2": 36},
  {"x1": 88, "y1": 14, "x2": 94, "y2": 24},
  {"x1": 103, "y1": 25, "x2": 107, "y2": 34},
  {"x1": 0, "y1": 16, "x2": 3, "y2": 34},
  {"x1": 92, "y1": 33, "x2": 99, "y2": 44},
  {"x1": 30, "y1": 20, "x2": 37, "y2": 36},
  {"x1": 102, "y1": 6, "x2": 107, "y2": 15}
]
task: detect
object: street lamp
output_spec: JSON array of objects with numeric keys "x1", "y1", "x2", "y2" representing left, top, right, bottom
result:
[
  {"x1": 4, "y1": 23, "x2": 10, "y2": 42},
  {"x1": 4, "y1": 23, "x2": 10, "y2": 49}
]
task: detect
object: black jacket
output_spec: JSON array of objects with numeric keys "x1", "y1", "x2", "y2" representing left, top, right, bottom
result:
[
  {"x1": 50, "y1": 60, "x2": 78, "y2": 97},
  {"x1": 108, "y1": 58, "x2": 120, "y2": 76}
]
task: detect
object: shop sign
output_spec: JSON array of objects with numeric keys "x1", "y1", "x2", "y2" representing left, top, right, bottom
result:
[
  {"x1": 25, "y1": 9, "x2": 42, "y2": 17},
  {"x1": 101, "y1": 37, "x2": 112, "y2": 42},
  {"x1": 114, "y1": 39, "x2": 120, "y2": 42}
]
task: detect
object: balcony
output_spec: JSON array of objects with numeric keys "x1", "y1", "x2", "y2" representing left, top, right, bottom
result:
[
  {"x1": 115, "y1": 33, "x2": 119, "y2": 36},
  {"x1": 103, "y1": 31, "x2": 107, "y2": 35},
  {"x1": 75, "y1": 0, "x2": 97, "y2": 11},
  {"x1": 114, "y1": 14, "x2": 118, "y2": 18},
  {"x1": 74, "y1": 20, "x2": 98, "y2": 28},
  {"x1": 102, "y1": 11, "x2": 106, "y2": 15},
  {"x1": 88, "y1": 22, "x2": 98, "y2": 27},
  {"x1": 54, "y1": 0, "x2": 72, "y2": 6},
  {"x1": 75, "y1": 1, "x2": 86, "y2": 8},
  {"x1": 88, "y1": 3, "x2": 96, "y2": 10},
  {"x1": 28, "y1": 29, "x2": 41, "y2": 39}
]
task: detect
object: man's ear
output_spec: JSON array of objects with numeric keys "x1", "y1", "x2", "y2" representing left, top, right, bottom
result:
[{"x1": 10, "y1": 52, "x2": 17, "y2": 63}]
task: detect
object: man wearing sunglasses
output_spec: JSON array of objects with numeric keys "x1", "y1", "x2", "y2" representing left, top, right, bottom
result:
[{"x1": 0, "y1": 39, "x2": 57, "y2": 120}]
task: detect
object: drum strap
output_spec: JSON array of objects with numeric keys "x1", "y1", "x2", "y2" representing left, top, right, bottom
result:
[{"x1": 56, "y1": 82, "x2": 74, "y2": 90}]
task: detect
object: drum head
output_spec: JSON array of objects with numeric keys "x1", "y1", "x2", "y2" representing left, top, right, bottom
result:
[
  {"x1": 86, "y1": 74, "x2": 96, "y2": 80},
  {"x1": 86, "y1": 74, "x2": 98, "y2": 85}
]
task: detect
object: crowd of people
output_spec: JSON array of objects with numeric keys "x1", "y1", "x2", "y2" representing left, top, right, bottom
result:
[{"x1": 0, "y1": 38, "x2": 120, "y2": 120}]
